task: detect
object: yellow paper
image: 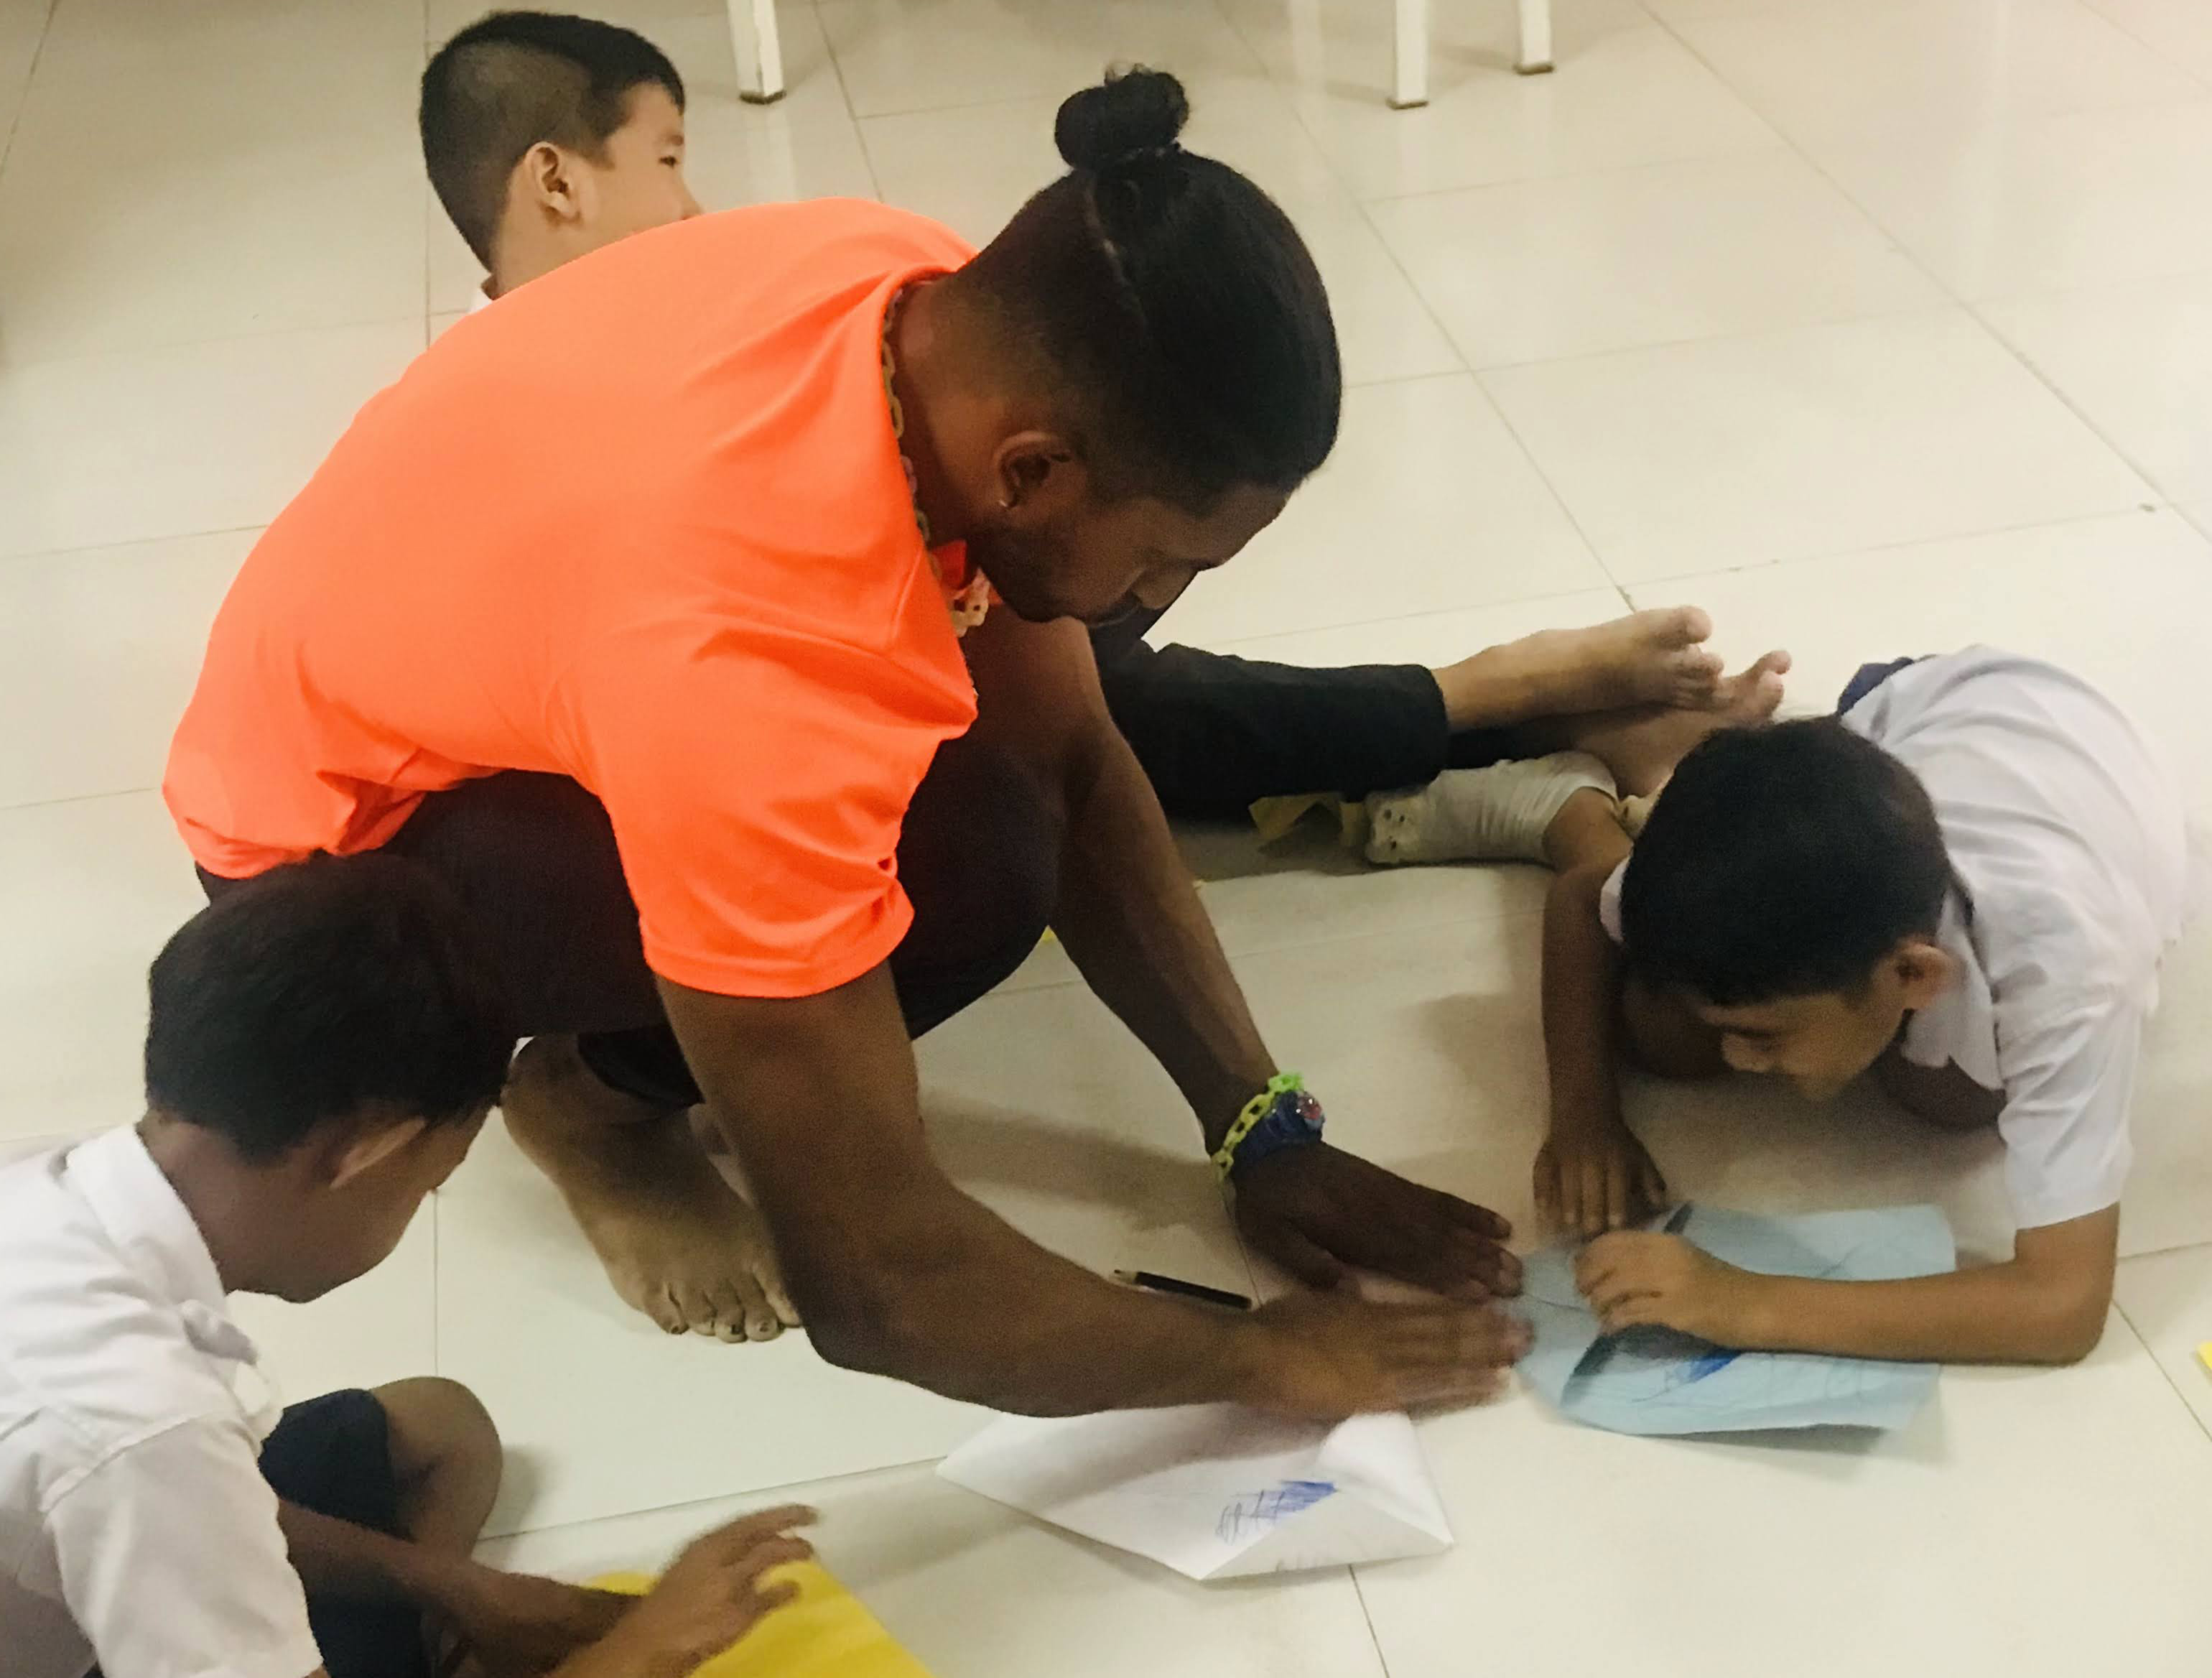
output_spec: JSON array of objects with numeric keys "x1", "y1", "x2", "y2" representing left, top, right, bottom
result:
[
  {"x1": 1249, "y1": 792, "x2": 1370, "y2": 849},
  {"x1": 593, "y1": 1562, "x2": 934, "y2": 1677},
  {"x1": 2196, "y1": 1341, "x2": 2212, "y2": 1377}
]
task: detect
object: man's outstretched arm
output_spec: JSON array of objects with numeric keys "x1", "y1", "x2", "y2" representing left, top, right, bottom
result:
[
  {"x1": 664, "y1": 968, "x2": 1526, "y2": 1417},
  {"x1": 959, "y1": 608, "x2": 1520, "y2": 1299}
]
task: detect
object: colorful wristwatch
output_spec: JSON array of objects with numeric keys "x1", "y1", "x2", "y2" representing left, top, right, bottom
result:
[{"x1": 1211, "y1": 1072, "x2": 1326, "y2": 1183}]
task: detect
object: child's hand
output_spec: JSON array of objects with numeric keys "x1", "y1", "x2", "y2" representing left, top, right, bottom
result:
[
  {"x1": 1574, "y1": 1232, "x2": 1761, "y2": 1345},
  {"x1": 1533, "y1": 1123, "x2": 1667, "y2": 1239},
  {"x1": 440, "y1": 1570, "x2": 632, "y2": 1676},
  {"x1": 558, "y1": 1506, "x2": 818, "y2": 1678}
]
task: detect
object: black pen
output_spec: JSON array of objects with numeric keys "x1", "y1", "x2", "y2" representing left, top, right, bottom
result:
[{"x1": 1112, "y1": 1269, "x2": 1255, "y2": 1311}]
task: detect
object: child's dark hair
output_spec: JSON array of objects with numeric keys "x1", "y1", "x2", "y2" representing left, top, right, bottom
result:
[
  {"x1": 954, "y1": 66, "x2": 1340, "y2": 512},
  {"x1": 1621, "y1": 720, "x2": 1954, "y2": 1006},
  {"x1": 421, "y1": 10, "x2": 684, "y2": 265},
  {"x1": 146, "y1": 858, "x2": 515, "y2": 1162}
]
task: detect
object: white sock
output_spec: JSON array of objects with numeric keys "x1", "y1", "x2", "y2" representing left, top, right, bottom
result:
[{"x1": 1365, "y1": 753, "x2": 1618, "y2": 866}]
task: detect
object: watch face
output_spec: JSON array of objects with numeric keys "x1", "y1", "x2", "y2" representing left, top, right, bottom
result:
[{"x1": 1288, "y1": 1090, "x2": 1324, "y2": 1135}]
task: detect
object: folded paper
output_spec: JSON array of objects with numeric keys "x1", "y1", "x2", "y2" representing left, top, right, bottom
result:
[
  {"x1": 593, "y1": 1561, "x2": 933, "y2": 1677},
  {"x1": 1518, "y1": 1204, "x2": 1953, "y2": 1436},
  {"x1": 937, "y1": 1404, "x2": 1451, "y2": 1580}
]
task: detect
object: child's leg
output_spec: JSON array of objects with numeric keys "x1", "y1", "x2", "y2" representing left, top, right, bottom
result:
[
  {"x1": 372, "y1": 1377, "x2": 502, "y2": 1556},
  {"x1": 1540, "y1": 786, "x2": 1632, "y2": 876},
  {"x1": 260, "y1": 1386, "x2": 468, "y2": 1678},
  {"x1": 1620, "y1": 974, "x2": 1728, "y2": 1079}
]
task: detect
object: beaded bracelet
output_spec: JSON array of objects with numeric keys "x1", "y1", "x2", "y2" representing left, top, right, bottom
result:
[{"x1": 1210, "y1": 1072, "x2": 1326, "y2": 1183}]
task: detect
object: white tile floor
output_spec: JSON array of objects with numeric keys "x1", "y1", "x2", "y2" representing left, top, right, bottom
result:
[{"x1": 6, "y1": 0, "x2": 2212, "y2": 1672}]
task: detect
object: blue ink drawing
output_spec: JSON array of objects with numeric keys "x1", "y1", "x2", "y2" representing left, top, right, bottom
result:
[
  {"x1": 1517, "y1": 1205, "x2": 1953, "y2": 1437},
  {"x1": 1681, "y1": 1350, "x2": 1739, "y2": 1383},
  {"x1": 1217, "y1": 1478, "x2": 1337, "y2": 1544}
]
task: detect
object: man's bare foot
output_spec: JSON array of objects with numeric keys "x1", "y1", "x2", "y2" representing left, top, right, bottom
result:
[
  {"x1": 687, "y1": 1102, "x2": 759, "y2": 1203},
  {"x1": 1431, "y1": 607, "x2": 1722, "y2": 731},
  {"x1": 501, "y1": 1036, "x2": 799, "y2": 1343},
  {"x1": 1557, "y1": 649, "x2": 1791, "y2": 797}
]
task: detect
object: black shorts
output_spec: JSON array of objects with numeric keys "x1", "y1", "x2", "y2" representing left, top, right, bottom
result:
[
  {"x1": 1836, "y1": 657, "x2": 1921, "y2": 715},
  {"x1": 260, "y1": 1390, "x2": 429, "y2": 1678}
]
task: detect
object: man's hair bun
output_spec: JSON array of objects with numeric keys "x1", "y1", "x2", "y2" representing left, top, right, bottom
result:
[{"x1": 1054, "y1": 65, "x2": 1190, "y2": 172}]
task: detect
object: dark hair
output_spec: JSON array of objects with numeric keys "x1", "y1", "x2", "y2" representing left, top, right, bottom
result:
[
  {"x1": 145, "y1": 858, "x2": 515, "y2": 1162},
  {"x1": 956, "y1": 66, "x2": 1341, "y2": 510},
  {"x1": 421, "y1": 10, "x2": 684, "y2": 265},
  {"x1": 1620, "y1": 720, "x2": 1954, "y2": 1006}
]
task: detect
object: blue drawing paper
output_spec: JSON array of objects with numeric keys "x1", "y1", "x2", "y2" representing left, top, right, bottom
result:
[{"x1": 1516, "y1": 1205, "x2": 1954, "y2": 1436}]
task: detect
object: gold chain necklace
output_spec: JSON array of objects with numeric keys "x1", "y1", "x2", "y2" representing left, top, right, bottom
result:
[{"x1": 882, "y1": 284, "x2": 990, "y2": 637}]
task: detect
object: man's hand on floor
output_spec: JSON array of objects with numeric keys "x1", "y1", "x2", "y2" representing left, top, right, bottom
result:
[
  {"x1": 1244, "y1": 1287, "x2": 1530, "y2": 1416},
  {"x1": 1232, "y1": 1143, "x2": 1523, "y2": 1299}
]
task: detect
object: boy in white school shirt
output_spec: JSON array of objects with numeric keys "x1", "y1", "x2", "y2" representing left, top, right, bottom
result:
[
  {"x1": 1535, "y1": 648, "x2": 2189, "y2": 1366},
  {"x1": 422, "y1": 11, "x2": 701, "y2": 316},
  {"x1": 0, "y1": 858, "x2": 814, "y2": 1678}
]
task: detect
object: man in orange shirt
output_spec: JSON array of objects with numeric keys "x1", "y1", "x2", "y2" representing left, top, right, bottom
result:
[
  {"x1": 421, "y1": 11, "x2": 1781, "y2": 844},
  {"x1": 170, "y1": 69, "x2": 1543, "y2": 1418}
]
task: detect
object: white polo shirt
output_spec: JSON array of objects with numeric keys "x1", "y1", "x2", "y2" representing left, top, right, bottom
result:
[
  {"x1": 0, "y1": 1127, "x2": 322, "y2": 1678},
  {"x1": 1605, "y1": 648, "x2": 2189, "y2": 1230}
]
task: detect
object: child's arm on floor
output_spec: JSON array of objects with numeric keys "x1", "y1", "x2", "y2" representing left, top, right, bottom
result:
[
  {"x1": 279, "y1": 1501, "x2": 817, "y2": 1677},
  {"x1": 276, "y1": 1500, "x2": 629, "y2": 1664},
  {"x1": 1534, "y1": 862, "x2": 1668, "y2": 1237},
  {"x1": 1576, "y1": 1205, "x2": 2119, "y2": 1365}
]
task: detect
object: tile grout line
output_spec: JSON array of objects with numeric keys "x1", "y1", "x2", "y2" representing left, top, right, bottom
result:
[
  {"x1": 1457, "y1": 371, "x2": 1634, "y2": 611},
  {"x1": 1456, "y1": 289, "x2": 1958, "y2": 380},
  {"x1": 0, "y1": 784, "x2": 163, "y2": 817},
  {"x1": 0, "y1": 520, "x2": 265, "y2": 571},
  {"x1": 2111, "y1": 1297, "x2": 2212, "y2": 1447},
  {"x1": 1346, "y1": 1562, "x2": 1395, "y2": 1678},
  {"x1": 1632, "y1": 0, "x2": 2181, "y2": 504},
  {"x1": 1199, "y1": 0, "x2": 1473, "y2": 386},
  {"x1": 1588, "y1": 499, "x2": 2185, "y2": 595},
  {"x1": 812, "y1": 2, "x2": 881, "y2": 199},
  {"x1": 1965, "y1": 292, "x2": 2190, "y2": 506},
  {"x1": 2120, "y1": 1231, "x2": 2212, "y2": 1264},
  {"x1": 2048, "y1": 0, "x2": 2212, "y2": 98},
  {"x1": 1354, "y1": 132, "x2": 1796, "y2": 209},
  {"x1": 484, "y1": 1449, "x2": 959, "y2": 1547},
  {"x1": 422, "y1": 0, "x2": 434, "y2": 337},
  {"x1": 1, "y1": 306, "x2": 435, "y2": 376},
  {"x1": 976, "y1": 901, "x2": 1550, "y2": 1011},
  {"x1": 0, "y1": 0, "x2": 57, "y2": 179},
  {"x1": 1208, "y1": 1, "x2": 1632, "y2": 611},
  {"x1": 1205, "y1": 578, "x2": 1661, "y2": 654}
]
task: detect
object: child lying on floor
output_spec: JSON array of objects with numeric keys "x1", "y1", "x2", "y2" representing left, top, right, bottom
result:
[
  {"x1": 0, "y1": 858, "x2": 812, "y2": 1678},
  {"x1": 1535, "y1": 647, "x2": 2189, "y2": 1366}
]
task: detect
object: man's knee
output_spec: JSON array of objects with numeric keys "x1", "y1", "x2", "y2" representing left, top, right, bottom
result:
[{"x1": 1620, "y1": 976, "x2": 1727, "y2": 1080}]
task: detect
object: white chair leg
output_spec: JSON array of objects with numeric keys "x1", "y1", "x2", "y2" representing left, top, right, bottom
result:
[
  {"x1": 1390, "y1": 0, "x2": 1430, "y2": 108},
  {"x1": 1515, "y1": 0, "x2": 1555, "y2": 75},
  {"x1": 729, "y1": 0, "x2": 786, "y2": 104}
]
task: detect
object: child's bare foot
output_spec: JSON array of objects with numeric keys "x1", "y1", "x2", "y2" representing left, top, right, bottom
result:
[
  {"x1": 1431, "y1": 607, "x2": 1722, "y2": 731},
  {"x1": 501, "y1": 1037, "x2": 798, "y2": 1343},
  {"x1": 1561, "y1": 649, "x2": 1790, "y2": 797}
]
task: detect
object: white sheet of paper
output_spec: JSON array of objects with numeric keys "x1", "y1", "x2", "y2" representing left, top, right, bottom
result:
[{"x1": 936, "y1": 1405, "x2": 1452, "y2": 1580}]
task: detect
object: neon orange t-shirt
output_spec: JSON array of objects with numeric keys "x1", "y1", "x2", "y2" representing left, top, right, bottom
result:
[{"x1": 163, "y1": 200, "x2": 984, "y2": 998}]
